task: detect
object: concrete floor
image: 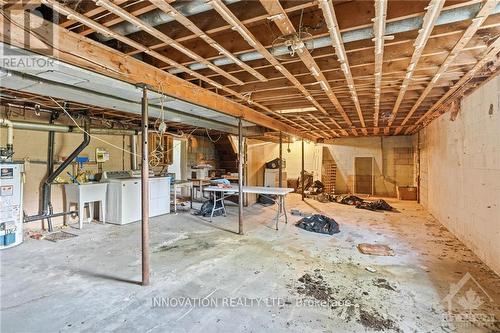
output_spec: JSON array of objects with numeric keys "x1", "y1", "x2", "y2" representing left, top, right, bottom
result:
[{"x1": 1, "y1": 195, "x2": 499, "y2": 332}]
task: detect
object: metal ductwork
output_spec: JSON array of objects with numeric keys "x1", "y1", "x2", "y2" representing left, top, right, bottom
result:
[
  {"x1": 168, "y1": 2, "x2": 500, "y2": 74},
  {"x1": 95, "y1": 0, "x2": 241, "y2": 41},
  {"x1": 0, "y1": 59, "x2": 257, "y2": 134},
  {"x1": 2, "y1": 119, "x2": 138, "y2": 135}
]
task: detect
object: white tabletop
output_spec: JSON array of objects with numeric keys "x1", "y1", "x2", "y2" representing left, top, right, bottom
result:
[{"x1": 204, "y1": 185, "x2": 294, "y2": 196}]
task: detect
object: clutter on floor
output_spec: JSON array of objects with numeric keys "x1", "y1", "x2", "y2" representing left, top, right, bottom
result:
[
  {"x1": 333, "y1": 194, "x2": 364, "y2": 205},
  {"x1": 357, "y1": 243, "x2": 395, "y2": 256},
  {"x1": 193, "y1": 200, "x2": 224, "y2": 217},
  {"x1": 297, "y1": 270, "x2": 333, "y2": 301},
  {"x1": 43, "y1": 231, "x2": 78, "y2": 242},
  {"x1": 295, "y1": 214, "x2": 340, "y2": 235},
  {"x1": 290, "y1": 209, "x2": 312, "y2": 217},
  {"x1": 355, "y1": 199, "x2": 394, "y2": 211},
  {"x1": 294, "y1": 171, "x2": 313, "y2": 193},
  {"x1": 329, "y1": 194, "x2": 395, "y2": 212}
]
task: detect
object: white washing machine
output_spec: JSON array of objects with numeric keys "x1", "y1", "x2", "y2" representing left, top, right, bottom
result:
[{"x1": 104, "y1": 175, "x2": 171, "y2": 225}]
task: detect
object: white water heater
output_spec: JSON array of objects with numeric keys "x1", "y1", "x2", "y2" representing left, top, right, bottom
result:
[{"x1": 0, "y1": 163, "x2": 24, "y2": 249}]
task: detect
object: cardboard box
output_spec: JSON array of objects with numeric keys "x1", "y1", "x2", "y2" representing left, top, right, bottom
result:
[{"x1": 397, "y1": 186, "x2": 417, "y2": 200}]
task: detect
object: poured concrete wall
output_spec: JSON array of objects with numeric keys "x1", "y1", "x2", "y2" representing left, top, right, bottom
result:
[{"x1": 418, "y1": 75, "x2": 500, "y2": 275}]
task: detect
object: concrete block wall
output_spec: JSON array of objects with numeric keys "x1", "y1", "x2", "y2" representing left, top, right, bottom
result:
[
  {"x1": 324, "y1": 136, "x2": 415, "y2": 196},
  {"x1": 417, "y1": 75, "x2": 500, "y2": 275}
]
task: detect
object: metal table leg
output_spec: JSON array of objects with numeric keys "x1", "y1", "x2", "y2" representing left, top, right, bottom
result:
[
  {"x1": 282, "y1": 195, "x2": 288, "y2": 224},
  {"x1": 210, "y1": 191, "x2": 216, "y2": 222},
  {"x1": 275, "y1": 196, "x2": 282, "y2": 230}
]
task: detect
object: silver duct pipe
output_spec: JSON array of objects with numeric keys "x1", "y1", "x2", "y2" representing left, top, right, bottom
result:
[
  {"x1": 96, "y1": 0, "x2": 241, "y2": 42},
  {"x1": 169, "y1": 2, "x2": 500, "y2": 74},
  {"x1": 1, "y1": 119, "x2": 138, "y2": 135}
]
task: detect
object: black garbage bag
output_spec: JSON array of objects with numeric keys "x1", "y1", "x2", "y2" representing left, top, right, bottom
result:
[
  {"x1": 335, "y1": 194, "x2": 364, "y2": 205},
  {"x1": 356, "y1": 199, "x2": 393, "y2": 211},
  {"x1": 258, "y1": 194, "x2": 276, "y2": 206},
  {"x1": 316, "y1": 193, "x2": 330, "y2": 203},
  {"x1": 309, "y1": 180, "x2": 325, "y2": 195},
  {"x1": 194, "y1": 199, "x2": 224, "y2": 217},
  {"x1": 295, "y1": 214, "x2": 340, "y2": 235}
]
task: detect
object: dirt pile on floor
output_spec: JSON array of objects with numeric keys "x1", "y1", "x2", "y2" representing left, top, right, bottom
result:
[
  {"x1": 359, "y1": 308, "x2": 401, "y2": 332},
  {"x1": 296, "y1": 270, "x2": 333, "y2": 301},
  {"x1": 293, "y1": 269, "x2": 402, "y2": 332}
]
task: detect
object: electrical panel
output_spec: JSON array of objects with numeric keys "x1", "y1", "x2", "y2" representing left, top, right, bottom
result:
[{"x1": 95, "y1": 148, "x2": 110, "y2": 163}]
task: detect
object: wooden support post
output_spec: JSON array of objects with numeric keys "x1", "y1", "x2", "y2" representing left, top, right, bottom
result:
[
  {"x1": 279, "y1": 131, "x2": 283, "y2": 188},
  {"x1": 140, "y1": 85, "x2": 150, "y2": 286},
  {"x1": 301, "y1": 139, "x2": 305, "y2": 201},
  {"x1": 238, "y1": 118, "x2": 244, "y2": 235}
]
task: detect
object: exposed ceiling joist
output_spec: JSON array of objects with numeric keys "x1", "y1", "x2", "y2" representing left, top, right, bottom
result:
[
  {"x1": 42, "y1": 0, "x2": 300, "y2": 128},
  {"x1": 409, "y1": 33, "x2": 500, "y2": 133},
  {"x1": 373, "y1": 0, "x2": 388, "y2": 135},
  {"x1": 148, "y1": 0, "x2": 268, "y2": 83},
  {"x1": 385, "y1": 0, "x2": 446, "y2": 134},
  {"x1": 0, "y1": 9, "x2": 316, "y2": 141},
  {"x1": 318, "y1": 0, "x2": 366, "y2": 134},
  {"x1": 208, "y1": 0, "x2": 347, "y2": 133},
  {"x1": 259, "y1": 0, "x2": 356, "y2": 136},
  {"x1": 395, "y1": 0, "x2": 498, "y2": 134},
  {"x1": 93, "y1": 0, "x2": 245, "y2": 86}
]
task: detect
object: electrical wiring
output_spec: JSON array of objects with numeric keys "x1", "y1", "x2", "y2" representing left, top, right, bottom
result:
[
  {"x1": 205, "y1": 128, "x2": 222, "y2": 143},
  {"x1": 49, "y1": 97, "x2": 140, "y2": 157},
  {"x1": 50, "y1": 96, "x2": 201, "y2": 166}
]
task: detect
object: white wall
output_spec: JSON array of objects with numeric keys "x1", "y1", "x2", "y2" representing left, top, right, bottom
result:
[
  {"x1": 246, "y1": 140, "x2": 321, "y2": 202},
  {"x1": 324, "y1": 136, "x2": 415, "y2": 196},
  {"x1": 418, "y1": 75, "x2": 500, "y2": 275},
  {"x1": 247, "y1": 139, "x2": 322, "y2": 185}
]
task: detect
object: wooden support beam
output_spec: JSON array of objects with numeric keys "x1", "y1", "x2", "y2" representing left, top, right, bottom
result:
[
  {"x1": 318, "y1": 0, "x2": 366, "y2": 134},
  {"x1": 0, "y1": 10, "x2": 316, "y2": 141},
  {"x1": 259, "y1": 0, "x2": 354, "y2": 133},
  {"x1": 395, "y1": 0, "x2": 497, "y2": 134},
  {"x1": 149, "y1": 0, "x2": 267, "y2": 83},
  {"x1": 385, "y1": 0, "x2": 445, "y2": 133},
  {"x1": 408, "y1": 33, "x2": 500, "y2": 133},
  {"x1": 208, "y1": 0, "x2": 345, "y2": 131},
  {"x1": 93, "y1": 0, "x2": 244, "y2": 86},
  {"x1": 373, "y1": 0, "x2": 388, "y2": 135}
]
